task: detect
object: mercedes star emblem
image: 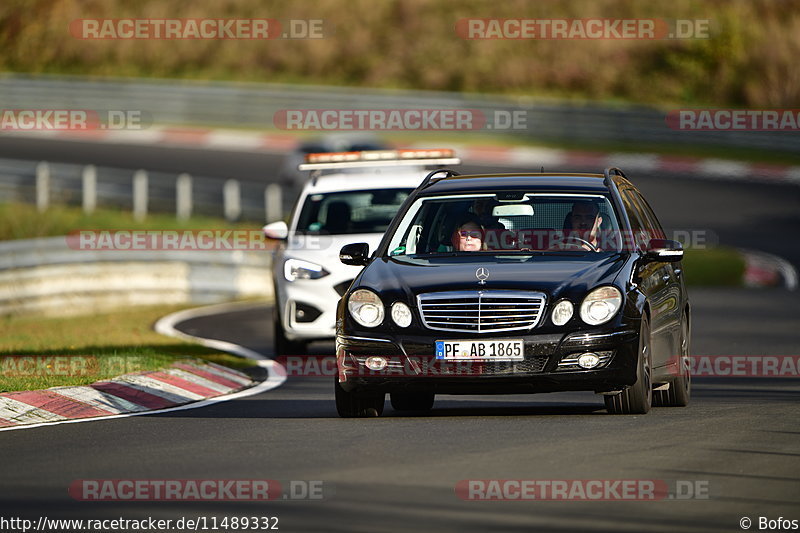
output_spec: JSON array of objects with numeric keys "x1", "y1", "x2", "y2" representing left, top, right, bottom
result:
[{"x1": 476, "y1": 267, "x2": 489, "y2": 284}]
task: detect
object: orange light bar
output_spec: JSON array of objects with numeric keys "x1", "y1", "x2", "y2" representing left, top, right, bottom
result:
[{"x1": 305, "y1": 148, "x2": 455, "y2": 164}]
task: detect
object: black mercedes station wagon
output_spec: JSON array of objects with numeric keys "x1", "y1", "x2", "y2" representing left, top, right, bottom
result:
[{"x1": 335, "y1": 168, "x2": 690, "y2": 417}]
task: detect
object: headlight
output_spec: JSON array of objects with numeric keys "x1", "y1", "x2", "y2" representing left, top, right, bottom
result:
[
  {"x1": 551, "y1": 300, "x2": 574, "y2": 326},
  {"x1": 391, "y1": 302, "x2": 412, "y2": 328},
  {"x1": 284, "y1": 259, "x2": 330, "y2": 281},
  {"x1": 348, "y1": 289, "x2": 384, "y2": 328},
  {"x1": 580, "y1": 286, "x2": 623, "y2": 325}
]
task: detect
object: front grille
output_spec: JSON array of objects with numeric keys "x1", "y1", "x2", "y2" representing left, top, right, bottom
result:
[{"x1": 417, "y1": 290, "x2": 546, "y2": 333}]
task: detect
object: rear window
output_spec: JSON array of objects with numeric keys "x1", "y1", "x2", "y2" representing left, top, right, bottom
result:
[{"x1": 296, "y1": 189, "x2": 412, "y2": 235}]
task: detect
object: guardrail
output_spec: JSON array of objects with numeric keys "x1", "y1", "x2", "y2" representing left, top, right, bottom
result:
[
  {"x1": 0, "y1": 236, "x2": 273, "y2": 316},
  {"x1": 1, "y1": 73, "x2": 797, "y2": 153},
  {"x1": 0, "y1": 157, "x2": 284, "y2": 222}
]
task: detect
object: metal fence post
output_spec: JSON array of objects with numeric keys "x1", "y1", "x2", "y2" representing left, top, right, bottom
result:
[
  {"x1": 176, "y1": 173, "x2": 192, "y2": 221},
  {"x1": 36, "y1": 162, "x2": 50, "y2": 212},
  {"x1": 133, "y1": 170, "x2": 148, "y2": 221},
  {"x1": 223, "y1": 179, "x2": 241, "y2": 221},
  {"x1": 82, "y1": 165, "x2": 96, "y2": 215},
  {"x1": 265, "y1": 184, "x2": 282, "y2": 222}
]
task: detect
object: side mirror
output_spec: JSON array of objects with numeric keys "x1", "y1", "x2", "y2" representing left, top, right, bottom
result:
[
  {"x1": 340, "y1": 243, "x2": 370, "y2": 266},
  {"x1": 645, "y1": 239, "x2": 683, "y2": 262},
  {"x1": 262, "y1": 221, "x2": 288, "y2": 240}
]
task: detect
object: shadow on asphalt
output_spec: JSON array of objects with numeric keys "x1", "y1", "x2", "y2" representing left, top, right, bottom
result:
[{"x1": 147, "y1": 396, "x2": 609, "y2": 420}]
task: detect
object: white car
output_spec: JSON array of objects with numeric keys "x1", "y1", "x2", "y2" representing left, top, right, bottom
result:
[{"x1": 263, "y1": 149, "x2": 460, "y2": 354}]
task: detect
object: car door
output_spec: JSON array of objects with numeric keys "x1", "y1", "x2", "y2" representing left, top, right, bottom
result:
[
  {"x1": 619, "y1": 187, "x2": 672, "y2": 370},
  {"x1": 632, "y1": 188, "x2": 685, "y2": 365}
]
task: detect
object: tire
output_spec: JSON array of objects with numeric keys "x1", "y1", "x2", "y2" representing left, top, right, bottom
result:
[
  {"x1": 653, "y1": 312, "x2": 691, "y2": 407},
  {"x1": 605, "y1": 314, "x2": 652, "y2": 415},
  {"x1": 390, "y1": 392, "x2": 435, "y2": 412},
  {"x1": 335, "y1": 378, "x2": 385, "y2": 418},
  {"x1": 273, "y1": 316, "x2": 306, "y2": 356}
]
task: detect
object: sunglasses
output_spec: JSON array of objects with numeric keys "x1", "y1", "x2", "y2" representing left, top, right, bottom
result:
[{"x1": 458, "y1": 230, "x2": 483, "y2": 239}]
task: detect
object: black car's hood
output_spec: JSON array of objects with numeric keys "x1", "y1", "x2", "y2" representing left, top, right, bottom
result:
[{"x1": 359, "y1": 253, "x2": 629, "y2": 299}]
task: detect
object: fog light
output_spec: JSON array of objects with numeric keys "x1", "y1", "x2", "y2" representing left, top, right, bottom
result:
[
  {"x1": 551, "y1": 300, "x2": 574, "y2": 326},
  {"x1": 577, "y1": 353, "x2": 601, "y2": 369},
  {"x1": 391, "y1": 301, "x2": 413, "y2": 328},
  {"x1": 364, "y1": 356, "x2": 388, "y2": 371}
]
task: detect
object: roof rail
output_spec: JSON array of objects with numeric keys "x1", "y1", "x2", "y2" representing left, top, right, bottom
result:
[
  {"x1": 420, "y1": 168, "x2": 460, "y2": 189},
  {"x1": 603, "y1": 167, "x2": 628, "y2": 182}
]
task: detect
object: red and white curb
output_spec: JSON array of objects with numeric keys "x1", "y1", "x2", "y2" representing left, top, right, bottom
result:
[
  {"x1": 742, "y1": 249, "x2": 798, "y2": 290},
  {"x1": 0, "y1": 360, "x2": 251, "y2": 429},
  {"x1": 0, "y1": 301, "x2": 286, "y2": 432},
  {"x1": 2, "y1": 127, "x2": 799, "y2": 186}
]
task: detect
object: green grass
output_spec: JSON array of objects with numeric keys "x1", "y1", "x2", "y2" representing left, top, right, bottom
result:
[
  {"x1": 682, "y1": 247, "x2": 745, "y2": 287},
  {"x1": 0, "y1": 201, "x2": 259, "y2": 241},
  {"x1": 0, "y1": 304, "x2": 258, "y2": 393}
]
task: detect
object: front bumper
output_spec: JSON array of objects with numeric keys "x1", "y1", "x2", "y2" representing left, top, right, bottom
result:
[
  {"x1": 336, "y1": 327, "x2": 640, "y2": 395},
  {"x1": 277, "y1": 277, "x2": 353, "y2": 342}
]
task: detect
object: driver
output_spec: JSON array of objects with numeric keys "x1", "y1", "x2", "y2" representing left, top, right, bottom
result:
[{"x1": 565, "y1": 200, "x2": 604, "y2": 251}]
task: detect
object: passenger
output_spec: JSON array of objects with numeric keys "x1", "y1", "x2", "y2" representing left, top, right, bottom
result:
[{"x1": 452, "y1": 216, "x2": 485, "y2": 252}]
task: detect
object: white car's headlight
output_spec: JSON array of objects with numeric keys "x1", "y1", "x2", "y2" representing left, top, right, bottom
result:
[
  {"x1": 391, "y1": 302, "x2": 412, "y2": 328},
  {"x1": 551, "y1": 300, "x2": 574, "y2": 326},
  {"x1": 580, "y1": 286, "x2": 623, "y2": 325},
  {"x1": 348, "y1": 289, "x2": 384, "y2": 328},
  {"x1": 284, "y1": 259, "x2": 330, "y2": 281}
]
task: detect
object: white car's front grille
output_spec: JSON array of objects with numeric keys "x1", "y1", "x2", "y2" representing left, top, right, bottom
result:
[{"x1": 417, "y1": 290, "x2": 547, "y2": 333}]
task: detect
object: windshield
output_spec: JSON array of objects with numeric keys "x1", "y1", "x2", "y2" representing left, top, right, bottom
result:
[
  {"x1": 386, "y1": 193, "x2": 622, "y2": 255},
  {"x1": 296, "y1": 188, "x2": 412, "y2": 235}
]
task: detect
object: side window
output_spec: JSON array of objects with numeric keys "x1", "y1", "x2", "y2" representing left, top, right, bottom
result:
[
  {"x1": 620, "y1": 188, "x2": 649, "y2": 250},
  {"x1": 632, "y1": 190, "x2": 666, "y2": 240}
]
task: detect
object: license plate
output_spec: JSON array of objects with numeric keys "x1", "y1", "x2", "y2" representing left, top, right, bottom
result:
[{"x1": 435, "y1": 339, "x2": 524, "y2": 361}]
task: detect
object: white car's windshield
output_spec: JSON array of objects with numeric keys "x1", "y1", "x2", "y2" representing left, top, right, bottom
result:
[
  {"x1": 387, "y1": 193, "x2": 623, "y2": 255},
  {"x1": 296, "y1": 188, "x2": 412, "y2": 235}
]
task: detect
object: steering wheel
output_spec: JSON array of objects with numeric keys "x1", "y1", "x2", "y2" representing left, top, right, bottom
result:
[{"x1": 550, "y1": 235, "x2": 598, "y2": 252}]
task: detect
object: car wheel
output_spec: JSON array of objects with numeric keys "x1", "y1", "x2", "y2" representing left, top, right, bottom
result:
[
  {"x1": 334, "y1": 378, "x2": 385, "y2": 418},
  {"x1": 605, "y1": 313, "x2": 652, "y2": 415},
  {"x1": 273, "y1": 316, "x2": 306, "y2": 356},
  {"x1": 653, "y1": 312, "x2": 691, "y2": 407},
  {"x1": 390, "y1": 392, "x2": 435, "y2": 412}
]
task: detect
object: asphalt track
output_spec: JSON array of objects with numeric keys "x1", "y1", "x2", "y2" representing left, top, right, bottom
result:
[{"x1": 1, "y1": 137, "x2": 798, "y2": 532}]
